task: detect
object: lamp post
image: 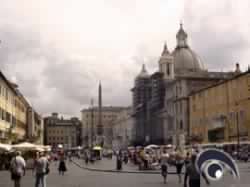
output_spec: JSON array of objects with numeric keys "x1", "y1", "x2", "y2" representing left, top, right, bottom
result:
[
  {"x1": 91, "y1": 99, "x2": 94, "y2": 149},
  {"x1": 236, "y1": 108, "x2": 240, "y2": 159}
]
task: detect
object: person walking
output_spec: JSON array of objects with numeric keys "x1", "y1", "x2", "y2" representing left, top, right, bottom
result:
[
  {"x1": 123, "y1": 151, "x2": 128, "y2": 164},
  {"x1": 84, "y1": 149, "x2": 89, "y2": 165},
  {"x1": 184, "y1": 152, "x2": 191, "y2": 169},
  {"x1": 160, "y1": 149, "x2": 169, "y2": 184},
  {"x1": 175, "y1": 152, "x2": 184, "y2": 183},
  {"x1": 10, "y1": 151, "x2": 26, "y2": 187},
  {"x1": 116, "y1": 150, "x2": 123, "y2": 170},
  {"x1": 58, "y1": 156, "x2": 67, "y2": 175},
  {"x1": 34, "y1": 152, "x2": 50, "y2": 187},
  {"x1": 184, "y1": 154, "x2": 210, "y2": 187}
]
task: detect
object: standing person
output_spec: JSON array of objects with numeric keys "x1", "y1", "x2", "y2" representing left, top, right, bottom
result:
[
  {"x1": 184, "y1": 154, "x2": 210, "y2": 187},
  {"x1": 116, "y1": 150, "x2": 123, "y2": 170},
  {"x1": 175, "y1": 152, "x2": 184, "y2": 183},
  {"x1": 34, "y1": 152, "x2": 50, "y2": 187},
  {"x1": 84, "y1": 149, "x2": 89, "y2": 165},
  {"x1": 160, "y1": 149, "x2": 169, "y2": 184},
  {"x1": 123, "y1": 152, "x2": 128, "y2": 164},
  {"x1": 184, "y1": 152, "x2": 191, "y2": 169},
  {"x1": 10, "y1": 151, "x2": 26, "y2": 187},
  {"x1": 58, "y1": 156, "x2": 67, "y2": 175}
]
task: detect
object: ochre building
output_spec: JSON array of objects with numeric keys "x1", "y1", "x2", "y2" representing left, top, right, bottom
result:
[
  {"x1": 189, "y1": 69, "x2": 250, "y2": 143},
  {"x1": 0, "y1": 71, "x2": 29, "y2": 143}
]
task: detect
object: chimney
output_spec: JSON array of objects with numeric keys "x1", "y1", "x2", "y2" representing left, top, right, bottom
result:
[
  {"x1": 235, "y1": 63, "x2": 241, "y2": 73},
  {"x1": 52, "y1": 112, "x2": 58, "y2": 119}
]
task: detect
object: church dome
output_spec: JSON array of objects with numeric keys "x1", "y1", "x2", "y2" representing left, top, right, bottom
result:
[
  {"x1": 172, "y1": 23, "x2": 205, "y2": 72},
  {"x1": 172, "y1": 47, "x2": 205, "y2": 71},
  {"x1": 136, "y1": 64, "x2": 150, "y2": 79}
]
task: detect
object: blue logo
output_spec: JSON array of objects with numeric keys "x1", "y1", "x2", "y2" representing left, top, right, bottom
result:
[{"x1": 195, "y1": 149, "x2": 240, "y2": 181}]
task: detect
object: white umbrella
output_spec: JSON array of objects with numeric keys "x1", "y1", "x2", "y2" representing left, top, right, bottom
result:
[
  {"x1": 166, "y1": 144, "x2": 173, "y2": 148},
  {"x1": 0, "y1": 143, "x2": 12, "y2": 152},
  {"x1": 145, "y1": 144, "x2": 160, "y2": 149},
  {"x1": 43, "y1": 145, "x2": 52, "y2": 152},
  {"x1": 12, "y1": 142, "x2": 37, "y2": 151}
]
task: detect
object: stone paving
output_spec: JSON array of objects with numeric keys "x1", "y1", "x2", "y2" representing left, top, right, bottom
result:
[{"x1": 0, "y1": 159, "x2": 250, "y2": 187}]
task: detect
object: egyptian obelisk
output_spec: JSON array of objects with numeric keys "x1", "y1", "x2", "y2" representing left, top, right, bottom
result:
[{"x1": 97, "y1": 82, "x2": 103, "y2": 145}]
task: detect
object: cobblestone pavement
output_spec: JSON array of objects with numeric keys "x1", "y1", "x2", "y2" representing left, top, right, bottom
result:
[{"x1": 0, "y1": 159, "x2": 250, "y2": 187}]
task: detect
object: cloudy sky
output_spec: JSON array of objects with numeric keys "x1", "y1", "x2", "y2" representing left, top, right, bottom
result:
[{"x1": 0, "y1": 0, "x2": 249, "y2": 117}]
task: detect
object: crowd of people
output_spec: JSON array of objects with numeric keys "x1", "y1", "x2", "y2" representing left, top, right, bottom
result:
[
  {"x1": 2, "y1": 149, "x2": 73, "y2": 187},
  {"x1": 1, "y1": 145, "x2": 215, "y2": 187},
  {"x1": 112, "y1": 146, "x2": 209, "y2": 187}
]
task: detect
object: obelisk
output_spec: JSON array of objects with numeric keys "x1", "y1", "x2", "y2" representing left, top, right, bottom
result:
[{"x1": 97, "y1": 82, "x2": 103, "y2": 137}]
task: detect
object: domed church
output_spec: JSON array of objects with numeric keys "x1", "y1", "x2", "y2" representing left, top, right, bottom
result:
[
  {"x1": 132, "y1": 24, "x2": 237, "y2": 147},
  {"x1": 159, "y1": 23, "x2": 206, "y2": 79}
]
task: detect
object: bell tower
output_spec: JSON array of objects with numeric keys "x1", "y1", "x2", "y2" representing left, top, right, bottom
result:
[
  {"x1": 176, "y1": 23, "x2": 188, "y2": 48},
  {"x1": 159, "y1": 42, "x2": 174, "y2": 80}
]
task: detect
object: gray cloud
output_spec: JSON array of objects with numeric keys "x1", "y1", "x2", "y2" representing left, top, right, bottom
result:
[
  {"x1": 0, "y1": 25, "x2": 44, "y2": 99},
  {"x1": 1, "y1": 0, "x2": 250, "y2": 117},
  {"x1": 183, "y1": 0, "x2": 250, "y2": 71}
]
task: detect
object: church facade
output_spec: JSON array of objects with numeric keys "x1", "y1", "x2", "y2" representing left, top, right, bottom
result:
[{"x1": 132, "y1": 24, "x2": 236, "y2": 146}]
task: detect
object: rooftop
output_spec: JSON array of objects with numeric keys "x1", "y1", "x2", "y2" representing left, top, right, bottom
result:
[
  {"x1": 189, "y1": 70, "x2": 249, "y2": 96},
  {"x1": 81, "y1": 106, "x2": 128, "y2": 112}
]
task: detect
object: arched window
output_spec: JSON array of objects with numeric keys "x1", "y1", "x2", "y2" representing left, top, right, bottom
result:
[
  {"x1": 180, "y1": 120, "x2": 183, "y2": 130},
  {"x1": 167, "y1": 63, "x2": 170, "y2": 76}
]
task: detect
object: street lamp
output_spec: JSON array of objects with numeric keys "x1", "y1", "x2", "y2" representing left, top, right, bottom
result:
[
  {"x1": 90, "y1": 99, "x2": 94, "y2": 149},
  {"x1": 235, "y1": 104, "x2": 240, "y2": 160}
]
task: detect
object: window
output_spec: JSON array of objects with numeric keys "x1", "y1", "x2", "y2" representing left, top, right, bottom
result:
[
  {"x1": 180, "y1": 102, "x2": 182, "y2": 114},
  {"x1": 166, "y1": 63, "x2": 170, "y2": 76},
  {"x1": 2, "y1": 110, "x2": 5, "y2": 120},
  {"x1": 239, "y1": 110, "x2": 245, "y2": 124},
  {"x1": 180, "y1": 120, "x2": 183, "y2": 129},
  {"x1": 5, "y1": 89, "x2": 8, "y2": 100},
  {"x1": 2, "y1": 87, "x2": 4, "y2": 97},
  {"x1": 12, "y1": 116, "x2": 16, "y2": 126},
  {"x1": 192, "y1": 104, "x2": 196, "y2": 112}
]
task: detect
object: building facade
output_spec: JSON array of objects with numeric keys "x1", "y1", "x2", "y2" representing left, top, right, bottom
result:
[
  {"x1": 0, "y1": 71, "x2": 30, "y2": 144},
  {"x1": 189, "y1": 70, "x2": 250, "y2": 143},
  {"x1": 112, "y1": 107, "x2": 135, "y2": 150},
  {"x1": 44, "y1": 113, "x2": 82, "y2": 149},
  {"x1": 27, "y1": 107, "x2": 43, "y2": 144},
  {"x1": 131, "y1": 65, "x2": 151, "y2": 145},
  {"x1": 81, "y1": 106, "x2": 126, "y2": 148},
  {"x1": 132, "y1": 24, "x2": 236, "y2": 147},
  {"x1": 160, "y1": 25, "x2": 237, "y2": 147}
]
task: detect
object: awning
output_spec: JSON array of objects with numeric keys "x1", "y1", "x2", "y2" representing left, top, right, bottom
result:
[
  {"x1": 93, "y1": 146, "x2": 102, "y2": 151},
  {"x1": 0, "y1": 143, "x2": 12, "y2": 152}
]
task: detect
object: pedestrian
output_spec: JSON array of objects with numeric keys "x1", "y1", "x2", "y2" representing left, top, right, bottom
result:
[
  {"x1": 184, "y1": 154, "x2": 210, "y2": 187},
  {"x1": 184, "y1": 152, "x2": 191, "y2": 168},
  {"x1": 84, "y1": 150, "x2": 89, "y2": 165},
  {"x1": 116, "y1": 150, "x2": 123, "y2": 170},
  {"x1": 68, "y1": 152, "x2": 72, "y2": 163},
  {"x1": 34, "y1": 152, "x2": 50, "y2": 187},
  {"x1": 58, "y1": 156, "x2": 67, "y2": 175},
  {"x1": 175, "y1": 152, "x2": 184, "y2": 183},
  {"x1": 10, "y1": 151, "x2": 26, "y2": 187},
  {"x1": 123, "y1": 152, "x2": 128, "y2": 164},
  {"x1": 144, "y1": 151, "x2": 149, "y2": 170},
  {"x1": 160, "y1": 149, "x2": 169, "y2": 184}
]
